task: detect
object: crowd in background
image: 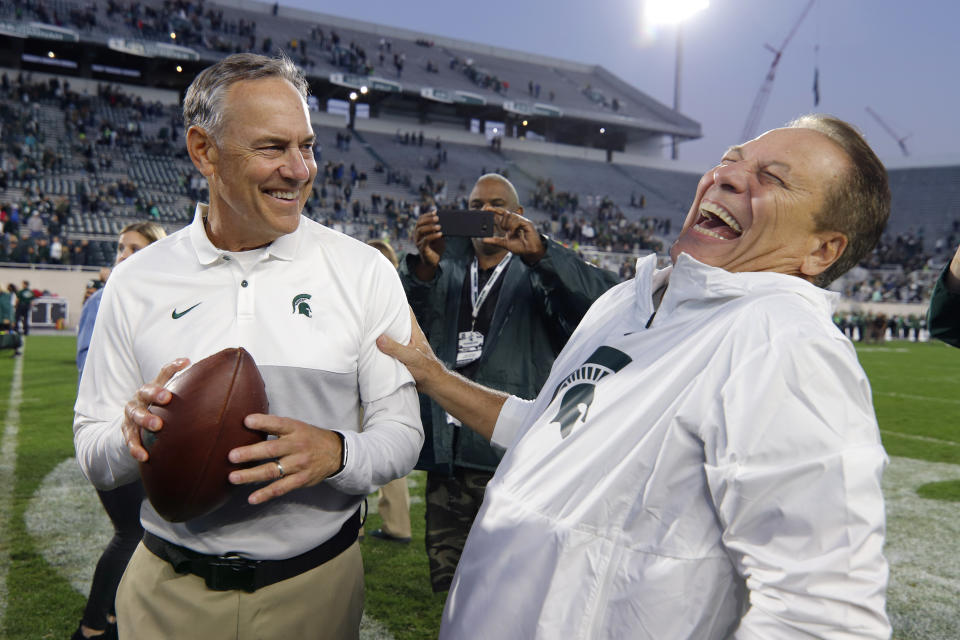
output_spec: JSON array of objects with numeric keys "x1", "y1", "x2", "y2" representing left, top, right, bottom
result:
[
  {"x1": 0, "y1": 70, "x2": 952, "y2": 318},
  {"x1": 833, "y1": 311, "x2": 927, "y2": 343}
]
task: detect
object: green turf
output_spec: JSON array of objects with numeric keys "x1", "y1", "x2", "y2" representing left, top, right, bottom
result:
[
  {"x1": 4, "y1": 336, "x2": 85, "y2": 640},
  {"x1": 360, "y1": 473, "x2": 446, "y2": 640},
  {"x1": 0, "y1": 336, "x2": 447, "y2": 640},
  {"x1": 856, "y1": 342, "x2": 960, "y2": 466},
  {"x1": 915, "y1": 480, "x2": 960, "y2": 502}
]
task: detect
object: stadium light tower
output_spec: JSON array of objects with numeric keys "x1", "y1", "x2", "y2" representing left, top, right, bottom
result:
[{"x1": 644, "y1": 0, "x2": 708, "y2": 160}]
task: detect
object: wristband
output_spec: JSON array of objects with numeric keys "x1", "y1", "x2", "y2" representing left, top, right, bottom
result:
[{"x1": 331, "y1": 431, "x2": 347, "y2": 476}]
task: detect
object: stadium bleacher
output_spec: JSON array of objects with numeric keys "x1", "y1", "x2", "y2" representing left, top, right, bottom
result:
[{"x1": 0, "y1": 0, "x2": 954, "y2": 308}]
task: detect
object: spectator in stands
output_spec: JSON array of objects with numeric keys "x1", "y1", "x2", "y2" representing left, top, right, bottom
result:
[
  {"x1": 379, "y1": 115, "x2": 892, "y2": 638},
  {"x1": 928, "y1": 242, "x2": 960, "y2": 347},
  {"x1": 6, "y1": 204, "x2": 19, "y2": 237},
  {"x1": 50, "y1": 235, "x2": 63, "y2": 264},
  {"x1": 27, "y1": 208, "x2": 43, "y2": 237},
  {"x1": 73, "y1": 53, "x2": 421, "y2": 640},
  {"x1": 15, "y1": 280, "x2": 34, "y2": 335},
  {"x1": 72, "y1": 221, "x2": 166, "y2": 640},
  {"x1": 399, "y1": 173, "x2": 618, "y2": 591},
  {"x1": 72, "y1": 240, "x2": 90, "y2": 266}
]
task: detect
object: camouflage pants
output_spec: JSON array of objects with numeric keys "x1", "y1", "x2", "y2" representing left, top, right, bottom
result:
[{"x1": 425, "y1": 468, "x2": 494, "y2": 592}]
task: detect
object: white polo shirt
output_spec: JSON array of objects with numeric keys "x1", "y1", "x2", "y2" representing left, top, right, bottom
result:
[{"x1": 74, "y1": 205, "x2": 422, "y2": 559}]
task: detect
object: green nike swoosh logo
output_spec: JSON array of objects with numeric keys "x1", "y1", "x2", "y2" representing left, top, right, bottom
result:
[{"x1": 171, "y1": 303, "x2": 202, "y2": 319}]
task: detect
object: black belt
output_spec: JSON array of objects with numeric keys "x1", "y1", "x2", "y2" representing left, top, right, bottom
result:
[{"x1": 142, "y1": 508, "x2": 360, "y2": 593}]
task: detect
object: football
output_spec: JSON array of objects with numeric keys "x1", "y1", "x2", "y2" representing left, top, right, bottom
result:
[{"x1": 140, "y1": 347, "x2": 269, "y2": 522}]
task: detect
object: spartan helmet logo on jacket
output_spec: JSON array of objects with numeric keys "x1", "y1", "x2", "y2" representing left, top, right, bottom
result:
[{"x1": 549, "y1": 345, "x2": 632, "y2": 438}]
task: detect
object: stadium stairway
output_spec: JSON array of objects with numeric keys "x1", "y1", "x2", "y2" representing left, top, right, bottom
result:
[
  {"x1": 349, "y1": 129, "x2": 391, "y2": 180},
  {"x1": 609, "y1": 163, "x2": 692, "y2": 218}
]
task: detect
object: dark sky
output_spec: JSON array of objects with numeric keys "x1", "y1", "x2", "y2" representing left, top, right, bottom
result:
[{"x1": 282, "y1": 0, "x2": 956, "y2": 170}]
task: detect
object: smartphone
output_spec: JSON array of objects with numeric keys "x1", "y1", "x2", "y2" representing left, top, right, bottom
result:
[{"x1": 436, "y1": 209, "x2": 496, "y2": 237}]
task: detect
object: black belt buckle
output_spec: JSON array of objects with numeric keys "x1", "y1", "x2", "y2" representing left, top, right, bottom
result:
[{"x1": 204, "y1": 555, "x2": 260, "y2": 593}]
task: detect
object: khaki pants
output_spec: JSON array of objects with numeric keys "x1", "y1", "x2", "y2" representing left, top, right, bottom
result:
[
  {"x1": 116, "y1": 540, "x2": 364, "y2": 640},
  {"x1": 377, "y1": 476, "x2": 411, "y2": 538}
]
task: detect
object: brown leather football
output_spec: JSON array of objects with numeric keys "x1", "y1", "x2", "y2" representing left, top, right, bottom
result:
[{"x1": 140, "y1": 347, "x2": 269, "y2": 522}]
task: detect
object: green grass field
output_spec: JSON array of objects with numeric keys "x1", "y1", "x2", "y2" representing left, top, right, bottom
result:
[{"x1": 0, "y1": 336, "x2": 957, "y2": 639}]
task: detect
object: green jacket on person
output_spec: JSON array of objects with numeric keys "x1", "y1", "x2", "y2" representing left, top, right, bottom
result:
[
  {"x1": 928, "y1": 265, "x2": 960, "y2": 348},
  {"x1": 400, "y1": 235, "x2": 620, "y2": 475}
]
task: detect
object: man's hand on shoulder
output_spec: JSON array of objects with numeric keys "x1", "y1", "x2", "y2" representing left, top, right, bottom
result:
[
  {"x1": 376, "y1": 307, "x2": 446, "y2": 394},
  {"x1": 485, "y1": 210, "x2": 546, "y2": 265},
  {"x1": 377, "y1": 306, "x2": 506, "y2": 442}
]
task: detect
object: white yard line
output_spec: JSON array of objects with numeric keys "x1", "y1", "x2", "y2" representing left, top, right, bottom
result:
[
  {"x1": 880, "y1": 429, "x2": 960, "y2": 447},
  {"x1": 883, "y1": 456, "x2": 960, "y2": 638},
  {"x1": 0, "y1": 346, "x2": 25, "y2": 626},
  {"x1": 26, "y1": 454, "x2": 959, "y2": 640},
  {"x1": 30, "y1": 455, "x2": 397, "y2": 640},
  {"x1": 876, "y1": 391, "x2": 960, "y2": 406}
]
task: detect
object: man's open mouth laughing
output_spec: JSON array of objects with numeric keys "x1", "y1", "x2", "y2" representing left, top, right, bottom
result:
[{"x1": 691, "y1": 201, "x2": 743, "y2": 240}]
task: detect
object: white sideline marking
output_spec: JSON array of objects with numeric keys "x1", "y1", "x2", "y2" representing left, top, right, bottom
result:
[
  {"x1": 883, "y1": 456, "x2": 960, "y2": 638},
  {"x1": 27, "y1": 455, "x2": 960, "y2": 639},
  {"x1": 28, "y1": 457, "x2": 397, "y2": 640},
  {"x1": 880, "y1": 429, "x2": 960, "y2": 447},
  {"x1": 876, "y1": 391, "x2": 960, "y2": 406},
  {"x1": 0, "y1": 345, "x2": 25, "y2": 626}
]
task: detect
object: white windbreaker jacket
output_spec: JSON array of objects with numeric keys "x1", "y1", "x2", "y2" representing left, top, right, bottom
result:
[{"x1": 441, "y1": 253, "x2": 890, "y2": 639}]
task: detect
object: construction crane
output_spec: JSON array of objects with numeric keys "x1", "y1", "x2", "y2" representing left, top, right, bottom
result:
[
  {"x1": 865, "y1": 106, "x2": 911, "y2": 156},
  {"x1": 740, "y1": 0, "x2": 816, "y2": 141}
]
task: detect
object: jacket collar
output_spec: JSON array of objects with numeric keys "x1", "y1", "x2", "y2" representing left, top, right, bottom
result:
[{"x1": 634, "y1": 252, "x2": 839, "y2": 322}]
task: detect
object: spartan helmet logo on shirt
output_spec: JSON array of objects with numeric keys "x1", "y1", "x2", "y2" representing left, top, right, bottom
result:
[
  {"x1": 549, "y1": 346, "x2": 632, "y2": 438},
  {"x1": 292, "y1": 293, "x2": 312, "y2": 317}
]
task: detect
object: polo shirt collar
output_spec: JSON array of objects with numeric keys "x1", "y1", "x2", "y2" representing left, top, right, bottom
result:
[{"x1": 189, "y1": 203, "x2": 301, "y2": 265}]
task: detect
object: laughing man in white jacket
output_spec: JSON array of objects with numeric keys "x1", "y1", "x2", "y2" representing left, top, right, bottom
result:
[{"x1": 379, "y1": 115, "x2": 892, "y2": 639}]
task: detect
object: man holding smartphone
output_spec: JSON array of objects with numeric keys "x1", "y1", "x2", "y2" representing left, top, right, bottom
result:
[{"x1": 400, "y1": 173, "x2": 619, "y2": 591}]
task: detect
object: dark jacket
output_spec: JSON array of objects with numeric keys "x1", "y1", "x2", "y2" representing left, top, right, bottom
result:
[
  {"x1": 0, "y1": 291, "x2": 14, "y2": 326},
  {"x1": 928, "y1": 265, "x2": 960, "y2": 348},
  {"x1": 400, "y1": 236, "x2": 620, "y2": 474}
]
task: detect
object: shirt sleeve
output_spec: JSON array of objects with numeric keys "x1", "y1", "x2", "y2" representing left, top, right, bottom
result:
[
  {"x1": 73, "y1": 277, "x2": 144, "y2": 490},
  {"x1": 325, "y1": 252, "x2": 424, "y2": 495},
  {"x1": 326, "y1": 384, "x2": 422, "y2": 495},
  {"x1": 703, "y1": 332, "x2": 890, "y2": 639},
  {"x1": 490, "y1": 395, "x2": 537, "y2": 450}
]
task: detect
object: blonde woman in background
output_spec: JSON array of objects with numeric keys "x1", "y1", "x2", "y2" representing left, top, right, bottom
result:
[{"x1": 74, "y1": 220, "x2": 166, "y2": 640}]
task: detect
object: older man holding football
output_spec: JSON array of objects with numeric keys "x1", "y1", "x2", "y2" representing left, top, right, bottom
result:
[
  {"x1": 73, "y1": 53, "x2": 421, "y2": 640},
  {"x1": 379, "y1": 115, "x2": 892, "y2": 638}
]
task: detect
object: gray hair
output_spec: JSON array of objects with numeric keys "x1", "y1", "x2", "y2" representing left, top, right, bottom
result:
[
  {"x1": 786, "y1": 114, "x2": 890, "y2": 287},
  {"x1": 182, "y1": 53, "x2": 309, "y2": 141}
]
